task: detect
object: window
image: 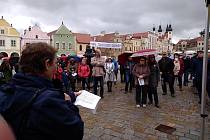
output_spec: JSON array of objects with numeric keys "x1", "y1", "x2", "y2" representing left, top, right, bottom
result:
[
  {"x1": 79, "y1": 45, "x2": 82, "y2": 51},
  {"x1": 202, "y1": 43, "x2": 204, "y2": 45},
  {"x1": 0, "y1": 40, "x2": 5, "y2": 46},
  {"x1": 62, "y1": 43, "x2": 65, "y2": 50},
  {"x1": 69, "y1": 43, "x2": 71, "y2": 50},
  {"x1": 199, "y1": 43, "x2": 200, "y2": 45},
  {"x1": 56, "y1": 43, "x2": 59, "y2": 49},
  {"x1": 35, "y1": 35, "x2": 38, "y2": 39},
  {"x1": 11, "y1": 40, "x2": 16, "y2": 47},
  {"x1": 0, "y1": 30, "x2": 4, "y2": 34}
]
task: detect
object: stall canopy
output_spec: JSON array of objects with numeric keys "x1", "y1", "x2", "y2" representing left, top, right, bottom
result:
[{"x1": 131, "y1": 49, "x2": 157, "y2": 57}]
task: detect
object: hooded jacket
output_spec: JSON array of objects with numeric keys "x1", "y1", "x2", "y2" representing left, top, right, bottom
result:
[{"x1": 0, "y1": 73, "x2": 84, "y2": 140}]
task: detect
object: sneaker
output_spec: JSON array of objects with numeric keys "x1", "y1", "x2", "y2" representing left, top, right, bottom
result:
[
  {"x1": 142, "y1": 104, "x2": 146, "y2": 108},
  {"x1": 136, "y1": 105, "x2": 140, "y2": 108}
]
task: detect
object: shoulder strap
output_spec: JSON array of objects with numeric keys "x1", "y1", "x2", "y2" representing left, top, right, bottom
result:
[{"x1": 15, "y1": 88, "x2": 46, "y2": 139}]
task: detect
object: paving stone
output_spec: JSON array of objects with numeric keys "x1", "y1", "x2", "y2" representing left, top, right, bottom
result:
[
  {"x1": 178, "y1": 137, "x2": 193, "y2": 140},
  {"x1": 189, "y1": 130, "x2": 200, "y2": 136},
  {"x1": 80, "y1": 82, "x2": 210, "y2": 139},
  {"x1": 184, "y1": 133, "x2": 199, "y2": 140}
]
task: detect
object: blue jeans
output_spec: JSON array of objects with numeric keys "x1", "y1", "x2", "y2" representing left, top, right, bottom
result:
[{"x1": 125, "y1": 73, "x2": 133, "y2": 91}]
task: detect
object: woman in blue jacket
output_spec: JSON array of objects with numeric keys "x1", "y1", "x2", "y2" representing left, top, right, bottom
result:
[{"x1": 0, "y1": 43, "x2": 84, "y2": 140}]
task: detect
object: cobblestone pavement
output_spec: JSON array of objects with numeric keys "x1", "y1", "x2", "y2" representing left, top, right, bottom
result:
[{"x1": 79, "y1": 82, "x2": 210, "y2": 140}]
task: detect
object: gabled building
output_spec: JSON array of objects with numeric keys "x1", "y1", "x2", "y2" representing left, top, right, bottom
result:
[
  {"x1": 21, "y1": 24, "x2": 50, "y2": 51},
  {"x1": 47, "y1": 22, "x2": 76, "y2": 56},
  {"x1": 0, "y1": 16, "x2": 20, "y2": 57},
  {"x1": 175, "y1": 39, "x2": 189, "y2": 51},
  {"x1": 121, "y1": 31, "x2": 158, "y2": 53},
  {"x1": 73, "y1": 33, "x2": 92, "y2": 57}
]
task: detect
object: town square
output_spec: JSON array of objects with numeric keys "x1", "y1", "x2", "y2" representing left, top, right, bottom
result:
[{"x1": 0, "y1": 0, "x2": 210, "y2": 140}]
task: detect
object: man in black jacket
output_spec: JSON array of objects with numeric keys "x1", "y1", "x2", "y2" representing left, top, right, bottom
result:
[{"x1": 158, "y1": 52, "x2": 175, "y2": 97}]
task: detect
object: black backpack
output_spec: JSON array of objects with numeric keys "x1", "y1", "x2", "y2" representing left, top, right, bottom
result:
[{"x1": 0, "y1": 85, "x2": 46, "y2": 140}]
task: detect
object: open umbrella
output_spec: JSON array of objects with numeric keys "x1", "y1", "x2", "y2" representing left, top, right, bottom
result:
[
  {"x1": 118, "y1": 51, "x2": 133, "y2": 65},
  {"x1": 68, "y1": 55, "x2": 81, "y2": 62},
  {"x1": 131, "y1": 49, "x2": 157, "y2": 57}
]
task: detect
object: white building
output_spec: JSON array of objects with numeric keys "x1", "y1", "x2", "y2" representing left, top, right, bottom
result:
[{"x1": 21, "y1": 24, "x2": 50, "y2": 51}]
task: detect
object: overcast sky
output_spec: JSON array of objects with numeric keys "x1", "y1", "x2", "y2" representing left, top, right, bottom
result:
[{"x1": 0, "y1": 0, "x2": 207, "y2": 43}]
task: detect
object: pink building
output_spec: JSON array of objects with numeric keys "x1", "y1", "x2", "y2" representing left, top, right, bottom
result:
[{"x1": 21, "y1": 24, "x2": 50, "y2": 51}]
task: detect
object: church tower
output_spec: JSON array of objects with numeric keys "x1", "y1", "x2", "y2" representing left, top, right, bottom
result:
[
  {"x1": 158, "y1": 25, "x2": 163, "y2": 37},
  {"x1": 167, "y1": 24, "x2": 173, "y2": 41}
]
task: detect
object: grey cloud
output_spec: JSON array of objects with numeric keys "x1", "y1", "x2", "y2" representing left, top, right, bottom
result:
[{"x1": 0, "y1": 0, "x2": 207, "y2": 42}]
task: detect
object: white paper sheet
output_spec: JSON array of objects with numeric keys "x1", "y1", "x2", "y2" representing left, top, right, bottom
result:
[
  {"x1": 74, "y1": 90, "x2": 101, "y2": 110},
  {"x1": 138, "y1": 78, "x2": 145, "y2": 86}
]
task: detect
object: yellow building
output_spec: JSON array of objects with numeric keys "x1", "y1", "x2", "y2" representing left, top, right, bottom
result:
[
  {"x1": 73, "y1": 33, "x2": 91, "y2": 57},
  {"x1": 0, "y1": 16, "x2": 20, "y2": 57}
]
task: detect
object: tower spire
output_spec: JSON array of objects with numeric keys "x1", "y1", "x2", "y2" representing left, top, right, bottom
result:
[{"x1": 158, "y1": 25, "x2": 162, "y2": 32}]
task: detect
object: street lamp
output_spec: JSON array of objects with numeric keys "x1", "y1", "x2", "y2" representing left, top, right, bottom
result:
[{"x1": 200, "y1": 0, "x2": 210, "y2": 140}]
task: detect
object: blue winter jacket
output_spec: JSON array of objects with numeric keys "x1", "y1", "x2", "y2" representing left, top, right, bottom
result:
[{"x1": 0, "y1": 73, "x2": 84, "y2": 140}]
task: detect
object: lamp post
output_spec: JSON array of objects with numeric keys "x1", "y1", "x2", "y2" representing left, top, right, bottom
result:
[{"x1": 200, "y1": 0, "x2": 210, "y2": 139}]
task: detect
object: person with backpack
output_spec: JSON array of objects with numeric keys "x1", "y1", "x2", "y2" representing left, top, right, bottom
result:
[{"x1": 0, "y1": 43, "x2": 84, "y2": 140}]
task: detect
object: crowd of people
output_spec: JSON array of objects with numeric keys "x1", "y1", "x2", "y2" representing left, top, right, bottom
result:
[
  {"x1": 0, "y1": 42, "x2": 210, "y2": 139},
  {"x1": 119, "y1": 51, "x2": 210, "y2": 107}
]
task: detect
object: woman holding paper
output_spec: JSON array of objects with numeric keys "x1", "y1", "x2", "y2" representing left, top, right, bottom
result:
[{"x1": 132, "y1": 56, "x2": 150, "y2": 108}]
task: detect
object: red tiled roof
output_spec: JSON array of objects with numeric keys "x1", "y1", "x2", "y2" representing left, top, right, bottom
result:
[
  {"x1": 194, "y1": 37, "x2": 204, "y2": 42},
  {"x1": 176, "y1": 39, "x2": 189, "y2": 45},
  {"x1": 47, "y1": 30, "x2": 57, "y2": 36},
  {"x1": 132, "y1": 32, "x2": 148, "y2": 38},
  {"x1": 73, "y1": 33, "x2": 91, "y2": 44},
  {"x1": 92, "y1": 33, "x2": 116, "y2": 43}
]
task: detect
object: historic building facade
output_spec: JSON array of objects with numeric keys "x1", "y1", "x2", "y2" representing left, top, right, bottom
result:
[
  {"x1": 48, "y1": 22, "x2": 76, "y2": 56},
  {"x1": 0, "y1": 16, "x2": 20, "y2": 57},
  {"x1": 21, "y1": 24, "x2": 50, "y2": 51},
  {"x1": 73, "y1": 33, "x2": 91, "y2": 57}
]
